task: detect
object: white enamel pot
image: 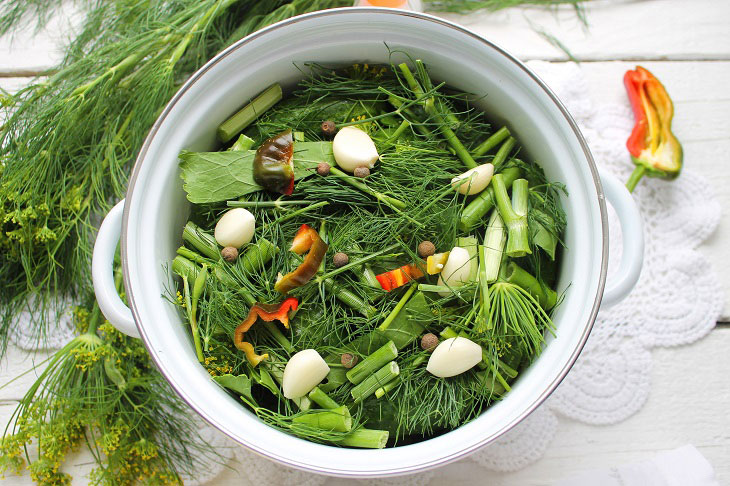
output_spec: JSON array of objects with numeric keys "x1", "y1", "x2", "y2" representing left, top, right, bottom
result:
[{"x1": 91, "y1": 8, "x2": 643, "y2": 478}]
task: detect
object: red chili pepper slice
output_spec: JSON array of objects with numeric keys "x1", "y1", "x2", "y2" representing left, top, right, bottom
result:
[
  {"x1": 274, "y1": 224, "x2": 329, "y2": 293},
  {"x1": 375, "y1": 263, "x2": 425, "y2": 292},
  {"x1": 233, "y1": 297, "x2": 298, "y2": 366}
]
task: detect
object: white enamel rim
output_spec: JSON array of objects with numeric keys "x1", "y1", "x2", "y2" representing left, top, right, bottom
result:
[{"x1": 120, "y1": 8, "x2": 611, "y2": 477}]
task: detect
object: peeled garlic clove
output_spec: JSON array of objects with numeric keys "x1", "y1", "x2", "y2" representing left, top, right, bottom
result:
[
  {"x1": 214, "y1": 208, "x2": 256, "y2": 248},
  {"x1": 282, "y1": 349, "x2": 330, "y2": 399},
  {"x1": 426, "y1": 337, "x2": 482, "y2": 378},
  {"x1": 332, "y1": 126, "x2": 379, "y2": 173},
  {"x1": 437, "y1": 246, "x2": 472, "y2": 296},
  {"x1": 451, "y1": 163, "x2": 494, "y2": 195}
]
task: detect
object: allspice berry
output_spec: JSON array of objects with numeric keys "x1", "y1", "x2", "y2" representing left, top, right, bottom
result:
[
  {"x1": 221, "y1": 246, "x2": 238, "y2": 263},
  {"x1": 353, "y1": 166, "x2": 370, "y2": 178},
  {"x1": 421, "y1": 333, "x2": 439, "y2": 352},
  {"x1": 333, "y1": 252, "x2": 349, "y2": 268},
  {"x1": 341, "y1": 353, "x2": 358, "y2": 369},
  {"x1": 321, "y1": 120, "x2": 336, "y2": 138},
  {"x1": 316, "y1": 162, "x2": 331, "y2": 176},
  {"x1": 417, "y1": 240, "x2": 436, "y2": 258}
]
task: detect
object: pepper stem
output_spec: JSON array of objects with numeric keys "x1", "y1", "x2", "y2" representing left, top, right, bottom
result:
[{"x1": 626, "y1": 165, "x2": 646, "y2": 193}]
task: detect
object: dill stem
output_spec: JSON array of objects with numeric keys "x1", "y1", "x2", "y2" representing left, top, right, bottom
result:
[
  {"x1": 317, "y1": 224, "x2": 377, "y2": 317},
  {"x1": 183, "y1": 222, "x2": 219, "y2": 260},
  {"x1": 316, "y1": 243, "x2": 400, "y2": 283},
  {"x1": 386, "y1": 95, "x2": 434, "y2": 138},
  {"x1": 263, "y1": 325, "x2": 294, "y2": 354},
  {"x1": 374, "y1": 377, "x2": 400, "y2": 399},
  {"x1": 227, "y1": 199, "x2": 310, "y2": 208},
  {"x1": 262, "y1": 201, "x2": 328, "y2": 228},
  {"x1": 168, "y1": 0, "x2": 239, "y2": 67},
  {"x1": 381, "y1": 120, "x2": 411, "y2": 150},
  {"x1": 337, "y1": 82, "x2": 445, "y2": 129},
  {"x1": 473, "y1": 126, "x2": 511, "y2": 157},
  {"x1": 415, "y1": 59, "x2": 460, "y2": 129},
  {"x1": 329, "y1": 166, "x2": 407, "y2": 209},
  {"x1": 71, "y1": 49, "x2": 147, "y2": 98},
  {"x1": 378, "y1": 284, "x2": 417, "y2": 331},
  {"x1": 491, "y1": 137, "x2": 516, "y2": 172},
  {"x1": 86, "y1": 303, "x2": 103, "y2": 336},
  {"x1": 177, "y1": 246, "x2": 212, "y2": 265},
  {"x1": 398, "y1": 63, "x2": 477, "y2": 169}
]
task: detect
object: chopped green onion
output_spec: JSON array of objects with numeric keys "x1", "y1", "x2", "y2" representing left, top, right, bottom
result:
[
  {"x1": 292, "y1": 405, "x2": 352, "y2": 432},
  {"x1": 339, "y1": 428, "x2": 389, "y2": 449},
  {"x1": 346, "y1": 341, "x2": 398, "y2": 385},
  {"x1": 459, "y1": 167, "x2": 522, "y2": 232},
  {"x1": 351, "y1": 361, "x2": 400, "y2": 403},
  {"x1": 217, "y1": 83, "x2": 282, "y2": 143},
  {"x1": 492, "y1": 176, "x2": 531, "y2": 257},
  {"x1": 308, "y1": 387, "x2": 340, "y2": 410},
  {"x1": 228, "y1": 134, "x2": 255, "y2": 151}
]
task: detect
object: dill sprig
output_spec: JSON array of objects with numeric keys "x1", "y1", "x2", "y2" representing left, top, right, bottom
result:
[
  {"x1": 423, "y1": 0, "x2": 589, "y2": 14},
  {"x1": 0, "y1": 0, "x2": 352, "y2": 352},
  {"x1": 0, "y1": 302, "x2": 216, "y2": 485}
]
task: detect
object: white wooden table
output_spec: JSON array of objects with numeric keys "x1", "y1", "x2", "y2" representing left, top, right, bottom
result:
[{"x1": 2, "y1": 1, "x2": 728, "y2": 484}]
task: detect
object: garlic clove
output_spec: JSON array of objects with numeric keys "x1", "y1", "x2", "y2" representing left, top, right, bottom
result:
[
  {"x1": 426, "y1": 337, "x2": 483, "y2": 378},
  {"x1": 437, "y1": 246, "x2": 472, "y2": 296},
  {"x1": 332, "y1": 126, "x2": 379, "y2": 173},
  {"x1": 451, "y1": 163, "x2": 494, "y2": 195},
  {"x1": 282, "y1": 349, "x2": 330, "y2": 399},
  {"x1": 214, "y1": 208, "x2": 255, "y2": 248}
]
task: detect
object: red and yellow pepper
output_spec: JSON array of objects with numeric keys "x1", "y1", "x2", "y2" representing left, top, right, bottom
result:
[
  {"x1": 375, "y1": 262, "x2": 425, "y2": 292},
  {"x1": 233, "y1": 297, "x2": 298, "y2": 366},
  {"x1": 624, "y1": 66, "x2": 683, "y2": 192},
  {"x1": 274, "y1": 224, "x2": 328, "y2": 293}
]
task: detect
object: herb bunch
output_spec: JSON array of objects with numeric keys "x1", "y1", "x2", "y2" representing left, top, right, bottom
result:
[{"x1": 0, "y1": 296, "x2": 216, "y2": 485}]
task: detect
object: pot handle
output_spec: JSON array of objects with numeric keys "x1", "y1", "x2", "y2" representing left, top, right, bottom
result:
[
  {"x1": 92, "y1": 199, "x2": 140, "y2": 338},
  {"x1": 598, "y1": 168, "x2": 644, "y2": 308}
]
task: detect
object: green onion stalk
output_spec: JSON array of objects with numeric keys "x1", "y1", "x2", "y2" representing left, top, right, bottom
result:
[
  {"x1": 477, "y1": 209, "x2": 506, "y2": 333},
  {"x1": 492, "y1": 175, "x2": 531, "y2": 257}
]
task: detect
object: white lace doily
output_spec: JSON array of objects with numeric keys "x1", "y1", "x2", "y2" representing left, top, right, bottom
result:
[{"x1": 12, "y1": 61, "x2": 721, "y2": 484}]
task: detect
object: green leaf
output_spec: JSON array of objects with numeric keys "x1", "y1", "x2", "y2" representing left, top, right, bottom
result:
[
  {"x1": 179, "y1": 141, "x2": 334, "y2": 204},
  {"x1": 213, "y1": 374, "x2": 255, "y2": 403}
]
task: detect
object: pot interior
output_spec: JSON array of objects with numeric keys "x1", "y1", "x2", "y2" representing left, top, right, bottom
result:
[{"x1": 122, "y1": 8, "x2": 606, "y2": 477}]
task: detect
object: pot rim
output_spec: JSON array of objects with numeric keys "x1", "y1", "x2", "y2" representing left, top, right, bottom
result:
[{"x1": 121, "y1": 7, "x2": 608, "y2": 477}]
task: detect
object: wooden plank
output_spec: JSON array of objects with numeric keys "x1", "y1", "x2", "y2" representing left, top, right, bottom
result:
[
  {"x1": 0, "y1": 3, "x2": 80, "y2": 76},
  {"x1": 1, "y1": 0, "x2": 730, "y2": 76},
  {"x1": 439, "y1": 0, "x2": 730, "y2": 61}
]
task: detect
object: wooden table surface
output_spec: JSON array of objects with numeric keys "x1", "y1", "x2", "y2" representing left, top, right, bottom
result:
[{"x1": 1, "y1": 1, "x2": 728, "y2": 484}]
